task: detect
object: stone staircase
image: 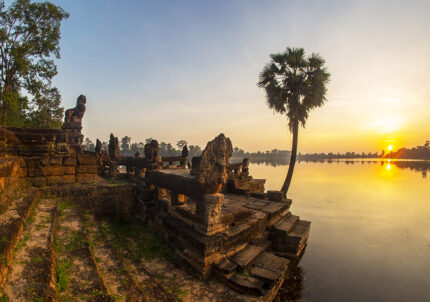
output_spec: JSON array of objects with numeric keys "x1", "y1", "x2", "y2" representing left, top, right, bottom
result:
[
  {"x1": 271, "y1": 213, "x2": 311, "y2": 259},
  {"x1": 211, "y1": 202, "x2": 311, "y2": 301},
  {"x1": 214, "y1": 243, "x2": 290, "y2": 301}
]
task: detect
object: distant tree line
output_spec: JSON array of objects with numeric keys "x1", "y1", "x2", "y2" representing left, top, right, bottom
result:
[
  {"x1": 83, "y1": 138, "x2": 430, "y2": 162},
  {"x1": 382, "y1": 141, "x2": 430, "y2": 160},
  {"x1": 231, "y1": 148, "x2": 292, "y2": 164},
  {"x1": 298, "y1": 151, "x2": 380, "y2": 161}
]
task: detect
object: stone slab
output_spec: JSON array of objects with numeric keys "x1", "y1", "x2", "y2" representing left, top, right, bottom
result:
[
  {"x1": 229, "y1": 274, "x2": 264, "y2": 296},
  {"x1": 253, "y1": 252, "x2": 289, "y2": 273},
  {"x1": 272, "y1": 214, "x2": 299, "y2": 237},
  {"x1": 250, "y1": 266, "x2": 280, "y2": 283},
  {"x1": 214, "y1": 259, "x2": 238, "y2": 274},
  {"x1": 230, "y1": 245, "x2": 265, "y2": 269}
]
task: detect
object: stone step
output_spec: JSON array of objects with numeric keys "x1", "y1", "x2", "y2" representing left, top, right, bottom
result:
[
  {"x1": 229, "y1": 274, "x2": 265, "y2": 296},
  {"x1": 271, "y1": 213, "x2": 300, "y2": 237},
  {"x1": 260, "y1": 201, "x2": 290, "y2": 221},
  {"x1": 230, "y1": 244, "x2": 265, "y2": 270},
  {"x1": 285, "y1": 220, "x2": 311, "y2": 246},
  {"x1": 4, "y1": 199, "x2": 58, "y2": 301},
  {"x1": 250, "y1": 252, "x2": 290, "y2": 300},
  {"x1": 273, "y1": 220, "x2": 311, "y2": 258}
]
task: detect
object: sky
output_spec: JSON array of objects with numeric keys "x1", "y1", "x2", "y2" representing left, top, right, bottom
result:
[{"x1": 20, "y1": 0, "x2": 430, "y2": 152}]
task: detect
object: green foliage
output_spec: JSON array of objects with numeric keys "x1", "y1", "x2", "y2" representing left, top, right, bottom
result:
[
  {"x1": 0, "y1": 293, "x2": 9, "y2": 302},
  {"x1": 55, "y1": 258, "x2": 72, "y2": 292},
  {"x1": 0, "y1": 0, "x2": 69, "y2": 127},
  {"x1": 258, "y1": 47, "x2": 330, "y2": 194},
  {"x1": 258, "y1": 47, "x2": 330, "y2": 131}
]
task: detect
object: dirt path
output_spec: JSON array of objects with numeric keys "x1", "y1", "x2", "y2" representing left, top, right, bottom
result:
[
  {"x1": 4, "y1": 198, "x2": 57, "y2": 301},
  {"x1": 82, "y1": 212, "x2": 147, "y2": 301},
  {"x1": 55, "y1": 201, "x2": 109, "y2": 302},
  {"x1": 0, "y1": 196, "x2": 35, "y2": 289}
]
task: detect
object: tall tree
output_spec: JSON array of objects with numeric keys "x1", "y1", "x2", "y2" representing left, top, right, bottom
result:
[
  {"x1": 0, "y1": 0, "x2": 69, "y2": 126},
  {"x1": 258, "y1": 47, "x2": 330, "y2": 196},
  {"x1": 120, "y1": 136, "x2": 131, "y2": 155}
]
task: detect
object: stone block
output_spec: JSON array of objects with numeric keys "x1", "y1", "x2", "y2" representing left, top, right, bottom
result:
[
  {"x1": 76, "y1": 165, "x2": 97, "y2": 174},
  {"x1": 267, "y1": 190, "x2": 284, "y2": 202},
  {"x1": 27, "y1": 168, "x2": 43, "y2": 177},
  {"x1": 25, "y1": 158, "x2": 41, "y2": 169},
  {"x1": 61, "y1": 175, "x2": 75, "y2": 184},
  {"x1": 32, "y1": 177, "x2": 47, "y2": 187},
  {"x1": 62, "y1": 155, "x2": 76, "y2": 166},
  {"x1": 62, "y1": 166, "x2": 75, "y2": 175},
  {"x1": 41, "y1": 166, "x2": 64, "y2": 177},
  {"x1": 40, "y1": 156, "x2": 62, "y2": 166},
  {"x1": 46, "y1": 176, "x2": 62, "y2": 185},
  {"x1": 77, "y1": 153, "x2": 96, "y2": 166},
  {"x1": 17, "y1": 168, "x2": 27, "y2": 178}
]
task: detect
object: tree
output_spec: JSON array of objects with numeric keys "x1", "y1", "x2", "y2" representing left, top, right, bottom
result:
[
  {"x1": 82, "y1": 138, "x2": 94, "y2": 151},
  {"x1": 120, "y1": 136, "x2": 131, "y2": 155},
  {"x1": 258, "y1": 47, "x2": 330, "y2": 196},
  {"x1": 188, "y1": 145, "x2": 202, "y2": 158},
  {"x1": 0, "y1": 0, "x2": 69, "y2": 126},
  {"x1": 177, "y1": 140, "x2": 187, "y2": 150}
]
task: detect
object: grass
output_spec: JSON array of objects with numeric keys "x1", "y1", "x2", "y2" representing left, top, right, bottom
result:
[
  {"x1": 31, "y1": 256, "x2": 43, "y2": 263},
  {"x1": 55, "y1": 230, "x2": 88, "y2": 254},
  {"x1": 237, "y1": 270, "x2": 250, "y2": 277},
  {"x1": 98, "y1": 219, "x2": 187, "y2": 301},
  {"x1": 24, "y1": 198, "x2": 40, "y2": 227},
  {"x1": 58, "y1": 200, "x2": 73, "y2": 217},
  {"x1": 55, "y1": 258, "x2": 72, "y2": 292},
  {"x1": 106, "y1": 220, "x2": 175, "y2": 262},
  {"x1": 0, "y1": 293, "x2": 9, "y2": 302}
]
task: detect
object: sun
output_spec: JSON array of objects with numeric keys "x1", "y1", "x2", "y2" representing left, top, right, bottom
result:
[{"x1": 387, "y1": 144, "x2": 393, "y2": 151}]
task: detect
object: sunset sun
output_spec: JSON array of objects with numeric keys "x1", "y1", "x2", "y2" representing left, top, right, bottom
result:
[{"x1": 388, "y1": 144, "x2": 393, "y2": 151}]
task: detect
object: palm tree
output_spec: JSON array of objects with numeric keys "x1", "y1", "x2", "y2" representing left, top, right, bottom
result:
[{"x1": 258, "y1": 47, "x2": 330, "y2": 196}]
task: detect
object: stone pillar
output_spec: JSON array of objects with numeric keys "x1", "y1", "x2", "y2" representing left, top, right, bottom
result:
[{"x1": 195, "y1": 193, "x2": 224, "y2": 235}]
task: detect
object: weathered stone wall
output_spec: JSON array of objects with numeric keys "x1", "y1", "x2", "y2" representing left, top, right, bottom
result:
[
  {"x1": 0, "y1": 126, "x2": 98, "y2": 188},
  {"x1": 40, "y1": 184, "x2": 137, "y2": 221},
  {"x1": 0, "y1": 158, "x2": 26, "y2": 192}
]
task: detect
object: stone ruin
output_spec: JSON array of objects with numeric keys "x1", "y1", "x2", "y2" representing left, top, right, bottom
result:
[
  {"x1": 141, "y1": 133, "x2": 311, "y2": 300},
  {"x1": 0, "y1": 95, "x2": 98, "y2": 187},
  {"x1": 0, "y1": 97, "x2": 311, "y2": 301}
]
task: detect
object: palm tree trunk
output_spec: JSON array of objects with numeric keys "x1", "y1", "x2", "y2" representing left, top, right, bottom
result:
[{"x1": 281, "y1": 119, "x2": 299, "y2": 197}]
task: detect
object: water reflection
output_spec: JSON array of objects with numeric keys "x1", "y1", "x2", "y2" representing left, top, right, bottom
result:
[
  {"x1": 247, "y1": 158, "x2": 430, "y2": 178},
  {"x1": 251, "y1": 161, "x2": 430, "y2": 301}
]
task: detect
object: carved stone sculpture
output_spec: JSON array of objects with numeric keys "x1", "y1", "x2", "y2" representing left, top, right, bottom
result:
[
  {"x1": 108, "y1": 134, "x2": 119, "y2": 161},
  {"x1": 191, "y1": 133, "x2": 233, "y2": 194},
  {"x1": 63, "y1": 95, "x2": 86, "y2": 131}
]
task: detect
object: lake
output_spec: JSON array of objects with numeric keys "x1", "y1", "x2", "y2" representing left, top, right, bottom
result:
[{"x1": 248, "y1": 160, "x2": 430, "y2": 302}]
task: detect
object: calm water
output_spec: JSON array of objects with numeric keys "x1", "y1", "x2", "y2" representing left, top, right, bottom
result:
[{"x1": 249, "y1": 160, "x2": 430, "y2": 302}]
